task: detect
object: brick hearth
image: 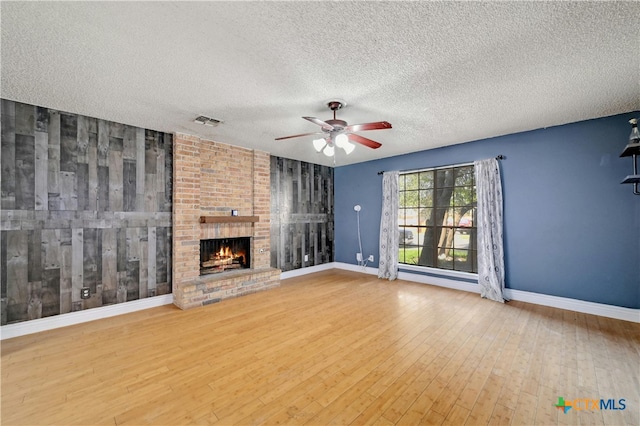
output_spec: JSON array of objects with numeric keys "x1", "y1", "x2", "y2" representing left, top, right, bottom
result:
[{"x1": 172, "y1": 133, "x2": 280, "y2": 309}]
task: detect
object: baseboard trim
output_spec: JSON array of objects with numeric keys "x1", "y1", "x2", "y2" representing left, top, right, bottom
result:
[
  {"x1": 332, "y1": 262, "x2": 379, "y2": 276},
  {"x1": 280, "y1": 262, "x2": 337, "y2": 280},
  {"x1": 333, "y1": 262, "x2": 478, "y2": 293},
  {"x1": 3, "y1": 263, "x2": 637, "y2": 340},
  {"x1": 503, "y1": 288, "x2": 640, "y2": 323},
  {"x1": 397, "y1": 270, "x2": 480, "y2": 294},
  {"x1": 331, "y1": 263, "x2": 639, "y2": 323},
  {"x1": 1, "y1": 294, "x2": 174, "y2": 340}
]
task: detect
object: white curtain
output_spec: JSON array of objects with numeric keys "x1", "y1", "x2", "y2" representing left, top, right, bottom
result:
[
  {"x1": 378, "y1": 171, "x2": 399, "y2": 280},
  {"x1": 474, "y1": 158, "x2": 506, "y2": 303}
]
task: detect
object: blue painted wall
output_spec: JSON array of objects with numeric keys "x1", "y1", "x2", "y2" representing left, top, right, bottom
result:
[{"x1": 335, "y1": 112, "x2": 640, "y2": 309}]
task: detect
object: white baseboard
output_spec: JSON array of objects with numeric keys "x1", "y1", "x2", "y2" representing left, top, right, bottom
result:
[
  {"x1": 4, "y1": 264, "x2": 637, "y2": 340},
  {"x1": 397, "y1": 270, "x2": 480, "y2": 294},
  {"x1": 332, "y1": 262, "x2": 379, "y2": 276},
  {"x1": 1, "y1": 294, "x2": 174, "y2": 340},
  {"x1": 503, "y1": 288, "x2": 640, "y2": 323},
  {"x1": 280, "y1": 262, "x2": 337, "y2": 280},
  {"x1": 329, "y1": 263, "x2": 638, "y2": 323}
]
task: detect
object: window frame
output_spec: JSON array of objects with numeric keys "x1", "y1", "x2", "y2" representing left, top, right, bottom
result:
[{"x1": 398, "y1": 163, "x2": 478, "y2": 275}]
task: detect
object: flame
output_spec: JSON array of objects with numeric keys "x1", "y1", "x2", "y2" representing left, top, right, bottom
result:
[{"x1": 215, "y1": 246, "x2": 238, "y2": 259}]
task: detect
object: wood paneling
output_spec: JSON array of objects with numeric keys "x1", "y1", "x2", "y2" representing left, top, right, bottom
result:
[
  {"x1": 2, "y1": 270, "x2": 638, "y2": 425},
  {"x1": 270, "y1": 156, "x2": 334, "y2": 271},
  {"x1": 0, "y1": 100, "x2": 173, "y2": 325},
  {"x1": 1, "y1": 100, "x2": 16, "y2": 210},
  {"x1": 15, "y1": 134, "x2": 35, "y2": 210},
  {"x1": 47, "y1": 111, "x2": 61, "y2": 209},
  {"x1": 34, "y1": 131, "x2": 48, "y2": 210}
]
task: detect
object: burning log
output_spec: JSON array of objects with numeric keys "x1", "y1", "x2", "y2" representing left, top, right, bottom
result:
[
  {"x1": 202, "y1": 257, "x2": 234, "y2": 268},
  {"x1": 200, "y1": 263, "x2": 243, "y2": 275}
]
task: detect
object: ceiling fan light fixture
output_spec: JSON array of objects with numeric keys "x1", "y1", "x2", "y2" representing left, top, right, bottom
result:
[
  {"x1": 312, "y1": 138, "x2": 327, "y2": 152},
  {"x1": 323, "y1": 144, "x2": 335, "y2": 157},
  {"x1": 275, "y1": 99, "x2": 391, "y2": 155},
  {"x1": 342, "y1": 140, "x2": 355, "y2": 155},
  {"x1": 334, "y1": 133, "x2": 348, "y2": 148}
]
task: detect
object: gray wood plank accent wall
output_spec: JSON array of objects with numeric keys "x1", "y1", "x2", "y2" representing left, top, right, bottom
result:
[
  {"x1": 0, "y1": 100, "x2": 172, "y2": 325},
  {"x1": 270, "y1": 156, "x2": 334, "y2": 271}
]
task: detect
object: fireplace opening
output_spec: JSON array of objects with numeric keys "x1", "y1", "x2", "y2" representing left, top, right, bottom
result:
[{"x1": 200, "y1": 237, "x2": 251, "y2": 275}]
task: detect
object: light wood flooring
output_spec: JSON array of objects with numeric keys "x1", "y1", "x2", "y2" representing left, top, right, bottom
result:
[{"x1": 2, "y1": 270, "x2": 639, "y2": 425}]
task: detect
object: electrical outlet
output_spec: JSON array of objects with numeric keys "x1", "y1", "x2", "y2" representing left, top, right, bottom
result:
[
  {"x1": 368, "y1": 255, "x2": 374, "y2": 262},
  {"x1": 80, "y1": 287, "x2": 90, "y2": 299},
  {"x1": 304, "y1": 254, "x2": 309, "y2": 262},
  {"x1": 356, "y1": 253, "x2": 363, "y2": 262}
]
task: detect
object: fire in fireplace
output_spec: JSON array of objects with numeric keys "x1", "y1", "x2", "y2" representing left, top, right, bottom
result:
[{"x1": 200, "y1": 237, "x2": 251, "y2": 275}]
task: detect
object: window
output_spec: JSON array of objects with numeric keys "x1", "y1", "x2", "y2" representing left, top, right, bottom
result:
[{"x1": 398, "y1": 165, "x2": 477, "y2": 273}]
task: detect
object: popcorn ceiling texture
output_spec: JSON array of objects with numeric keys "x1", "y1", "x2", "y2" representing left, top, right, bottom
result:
[{"x1": 1, "y1": 1, "x2": 639, "y2": 167}]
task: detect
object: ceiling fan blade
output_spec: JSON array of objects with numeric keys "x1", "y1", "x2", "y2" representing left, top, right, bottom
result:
[
  {"x1": 302, "y1": 116, "x2": 334, "y2": 131},
  {"x1": 275, "y1": 132, "x2": 325, "y2": 141},
  {"x1": 348, "y1": 133, "x2": 382, "y2": 149},
  {"x1": 344, "y1": 121, "x2": 392, "y2": 133}
]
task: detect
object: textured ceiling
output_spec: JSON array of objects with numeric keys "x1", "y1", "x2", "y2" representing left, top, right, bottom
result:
[{"x1": 2, "y1": 1, "x2": 639, "y2": 167}]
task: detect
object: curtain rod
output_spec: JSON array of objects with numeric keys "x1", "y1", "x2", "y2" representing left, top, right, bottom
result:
[{"x1": 377, "y1": 155, "x2": 505, "y2": 175}]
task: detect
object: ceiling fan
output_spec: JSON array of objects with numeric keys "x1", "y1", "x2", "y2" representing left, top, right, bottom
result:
[{"x1": 275, "y1": 100, "x2": 392, "y2": 157}]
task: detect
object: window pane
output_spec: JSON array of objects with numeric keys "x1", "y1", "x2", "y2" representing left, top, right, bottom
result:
[
  {"x1": 399, "y1": 174, "x2": 406, "y2": 191},
  {"x1": 415, "y1": 226, "x2": 426, "y2": 246},
  {"x1": 419, "y1": 171, "x2": 433, "y2": 189},
  {"x1": 458, "y1": 209, "x2": 474, "y2": 229},
  {"x1": 454, "y1": 249, "x2": 468, "y2": 262},
  {"x1": 419, "y1": 189, "x2": 433, "y2": 208},
  {"x1": 404, "y1": 190, "x2": 419, "y2": 208},
  {"x1": 399, "y1": 244, "x2": 421, "y2": 265},
  {"x1": 453, "y1": 228, "x2": 471, "y2": 250},
  {"x1": 455, "y1": 249, "x2": 473, "y2": 272},
  {"x1": 398, "y1": 208, "x2": 406, "y2": 226},
  {"x1": 453, "y1": 187, "x2": 474, "y2": 207},
  {"x1": 405, "y1": 174, "x2": 419, "y2": 190},
  {"x1": 455, "y1": 167, "x2": 474, "y2": 186},
  {"x1": 437, "y1": 254, "x2": 453, "y2": 270},
  {"x1": 419, "y1": 208, "x2": 433, "y2": 227},
  {"x1": 405, "y1": 210, "x2": 419, "y2": 226},
  {"x1": 436, "y1": 169, "x2": 455, "y2": 187},
  {"x1": 417, "y1": 247, "x2": 434, "y2": 268},
  {"x1": 437, "y1": 227, "x2": 454, "y2": 249},
  {"x1": 399, "y1": 227, "x2": 417, "y2": 246},
  {"x1": 472, "y1": 249, "x2": 477, "y2": 272},
  {"x1": 436, "y1": 208, "x2": 450, "y2": 226}
]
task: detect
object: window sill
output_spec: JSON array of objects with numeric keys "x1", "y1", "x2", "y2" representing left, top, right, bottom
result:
[{"x1": 399, "y1": 264, "x2": 478, "y2": 281}]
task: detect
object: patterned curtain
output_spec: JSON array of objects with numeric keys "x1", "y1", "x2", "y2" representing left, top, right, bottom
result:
[
  {"x1": 474, "y1": 158, "x2": 506, "y2": 302},
  {"x1": 378, "y1": 171, "x2": 399, "y2": 280}
]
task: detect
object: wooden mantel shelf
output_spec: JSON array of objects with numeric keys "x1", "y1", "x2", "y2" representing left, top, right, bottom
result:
[{"x1": 200, "y1": 216, "x2": 259, "y2": 224}]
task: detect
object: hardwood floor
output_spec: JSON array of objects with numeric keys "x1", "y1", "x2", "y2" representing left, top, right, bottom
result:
[{"x1": 2, "y1": 270, "x2": 639, "y2": 425}]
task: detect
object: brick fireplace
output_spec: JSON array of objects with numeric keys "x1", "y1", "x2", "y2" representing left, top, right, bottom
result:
[
  {"x1": 172, "y1": 133, "x2": 280, "y2": 310},
  {"x1": 200, "y1": 237, "x2": 251, "y2": 275}
]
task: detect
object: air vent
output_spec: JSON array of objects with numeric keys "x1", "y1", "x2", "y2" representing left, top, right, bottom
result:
[{"x1": 194, "y1": 115, "x2": 223, "y2": 127}]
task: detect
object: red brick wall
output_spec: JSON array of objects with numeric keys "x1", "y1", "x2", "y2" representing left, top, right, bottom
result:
[
  {"x1": 173, "y1": 134, "x2": 202, "y2": 286},
  {"x1": 172, "y1": 133, "x2": 276, "y2": 307},
  {"x1": 252, "y1": 150, "x2": 272, "y2": 268}
]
